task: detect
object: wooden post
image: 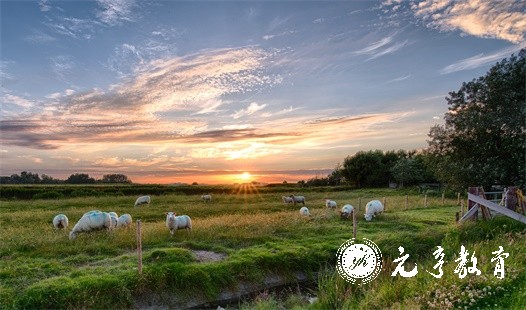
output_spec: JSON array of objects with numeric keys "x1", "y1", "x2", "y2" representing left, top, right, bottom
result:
[
  {"x1": 461, "y1": 200, "x2": 465, "y2": 216},
  {"x1": 352, "y1": 210, "x2": 357, "y2": 239},
  {"x1": 137, "y1": 220, "x2": 143, "y2": 274},
  {"x1": 441, "y1": 192, "x2": 445, "y2": 206},
  {"x1": 457, "y1": 192, "x2": 461, "y2": 206},
  {"x1": 505, "y1": 187, "x2": 518, "y2": 211},
  {"x1": 405, "y1": 195, "x2": 408, "y2": 210},
  {"x1": 455, "y1": 211, "x2": 460, "y2": 223},
  {"x1": 383, "y1": 197, "x2": 386, "y2": 210},
  {"x1": 424, "y1": 194, "x2": 428, "y2": 208},
  {"x1": 468, "y1": 187, "x2": 480, "y2": 221}
]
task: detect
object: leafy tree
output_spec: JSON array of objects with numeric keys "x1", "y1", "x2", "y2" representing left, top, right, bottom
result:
[
  {"x1": 101, "y1": 174, "x2": 131, "y2": 183},
  {"x1": 65, "y1": 173, "x2": 96, "y2": 184},
  {"x1": 390, "y1": 158, "x2": 424, "y2": 187},
  {"x1": 427, "y1": 49, "x2": 525, "y2": 190}
]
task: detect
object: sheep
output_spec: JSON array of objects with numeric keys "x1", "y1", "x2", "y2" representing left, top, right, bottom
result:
[
  {"x1": 290, "y1": 194, "x2": 306, "y2": 205},
  {"x1": 339, "y1": 204, "x2": 354, "y2": 219},
  {"x1": 69, "y1": 211, "x2": 112, "y2": 240},
  {"x1": 52, "y1": 214, "x2": 69, "y2": 229},
  {"x1": 165, "y1": 212, "x2": 192, "y2": 236},
  {"x1": 364, "y1": 200, "x2": 384, "y2": 221},
  {"x1": 108, "y1": 212, "x2": 118, "y2": 229},
  {"x1": 325, "y1": 199, "x2": 337, "y2": 209},
  {"x1": 201, "y1": 194, "x2": 212, "y2": 203},
  {"x1": 299, "y1": 206, "x2": 311, "y2": 216},
  {"x1": 134, "y1": 195, "x2": 151, "y2": 207},
  {"x1": 116, "y1": 214, "x2": 132, "y2": 228},
  {"x1": 282, "y1": 196, "x2": 294, "y2": 204}
]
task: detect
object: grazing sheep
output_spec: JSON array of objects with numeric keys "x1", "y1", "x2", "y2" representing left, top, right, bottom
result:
[
  {"x1": 116, "y1": 214, "x2": 132, "y2": 228},
  {"x1": 364, "y1": 200, "x2": 384, "y2": 221},
  {"x1": 108, "y1": 212, "x2": 118, "y2": 229},
  {"x1": 52, "y1": 214, "x2": 69, "y2": 229},
  {"x1": 282, "y1": 196, "x2": 294, "y2": 204},
  {"x1": 165, "y1": 212, "x2": 192, "y2": 236},
  {"x1": 69, "y1": 211, "x2": 112, "y2": 240},
  {"x1": 134, "y1": 195, "x2": 151, "y2": 207},
  {"x1": 339, "y1": 204, "x2": 354, "y2": 219},
  {"x1": 325, "y1": 199, "x2": 337, "y2": 209},
  {"x1": 299, "y1": 206, "x2": 311, "y2": 216},
  {"x1": 290, "y1": 195, "x2": 306, "y2": 205},
  {"x1": 201, "y1": 194, "x2": 212, "y2": 203}
]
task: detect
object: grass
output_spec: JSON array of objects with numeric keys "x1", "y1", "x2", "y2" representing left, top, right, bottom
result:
[{"x1": 0, "y1": 186, "x2": 524, "y2": 309}]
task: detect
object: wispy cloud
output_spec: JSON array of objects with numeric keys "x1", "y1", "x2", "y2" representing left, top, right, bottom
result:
[
  {"x1": 354, "y1": 33, "x2": 409, "y2": 60},
  {"x1": 50, "y1": 55, "x2": 76, "y2": 80},
  {"x1": 2, "y1": 94, "x2": 34, "y2": 109},
  {"x1": 409, "y1": 0, "x2": 526, "y2": 44},
  {"x1": 96, "y1": 0, "x2": 138, "y2": 26},
  {"x1": 38, "y1": 0, "x2": 51, "y2": 12},
  {"x1": 232, "y1": 102, "x2": 267, "y2": 119},
  {"x1": 1, "y1": 47, "x2": 282, "y2": 149},
  {"x1": 386, "y1": 74, "x2": 411, "y2": 83},
  {"x1": 440, "y1": 44, "x2": 525, "y2": 74},
  {"x1": 262, "y1": 30, "x2": 296, "y2": 41},
  {"x1": 25, "y1": 30, "x2": 57, "y2": 43}
]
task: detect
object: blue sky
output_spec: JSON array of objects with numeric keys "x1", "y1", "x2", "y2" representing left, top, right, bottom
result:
[{"x1": 1, "y1": 0, "x2": 525, "y2": 183}]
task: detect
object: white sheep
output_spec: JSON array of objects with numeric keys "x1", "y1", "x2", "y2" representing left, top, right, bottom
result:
[
  {"x1": 299, "y1": 206, "x2": 311, "y2": 216},
  {"x1": 339, "y1": 204, "x2": 354, "y2": 219},
  {"x1": 52, "y1": 214, "x2": 69, "y2": 229},
  {"x1": 108, "y1": 212, "x2": 118, "y2": 229},
  {"x1": 134, "y1": 195, "x2": 151, "y2": 207},
  {"x1": 325, "y1": 199, "x2": 337, "y2": 209},
  {"x1": 165, "y1": 212, "x2": 192, "y2": 236},
  {"x1": 290, "y1": 195, "x2": 306, "y2": 205},
  {"x1": 364, "y1": 200, "x2": 384, "y2": 221},
  {"x1": 116, "y1": 214, "x2": 132, "y2": 228},
  {"x1": 282, "y1": 196, "x2": 294, "y2": 204},
  {"x1": 201, "y1": 194, "x2": 212, "y2": 203},
  {"x1": 69, "y1": 211, "x2": 112, "y2": 240}
]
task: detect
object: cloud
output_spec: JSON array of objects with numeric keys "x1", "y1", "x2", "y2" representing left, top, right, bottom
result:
[
  {"x1": 232, "y1": 102, "x2": 267, "y2": 119},
  {"x1": 386, "y1": 74, "x2": 411, "y2": 83},
  {"x1": 1, "y1": 47, "x2": 281, "y2": 149},
  {"x1": 440, "y1": 44, "x2": 525, "y2": 74},
  {"x1": 410, "y1": 0, "x2": 526, "y2": 44},
  {"x1": 262, "y1": 30, "x2": 296, "y2": 41},
  {"x1": 354, "y1": 33, "x2": 409, "y2": 60},
  {"x1": 96, "y1": 0, "x2": 138, "y2": 26},
  {"x1": 50, "y1": 55, "x2": 76, "y2": 80},
  {"x1": 25, "y1": 30, "x2": 57, "y2": 43},
  {"x1": 2, "y1": 94, "x2": 34, "y2": 109},
  {"x1": 38, "y1": 0, "x2": 51, "y2": 12}
]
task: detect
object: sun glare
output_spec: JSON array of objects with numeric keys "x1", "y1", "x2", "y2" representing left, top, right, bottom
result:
[{"x1": 240, "y1": 172, "x2": 252, "y2": 181}]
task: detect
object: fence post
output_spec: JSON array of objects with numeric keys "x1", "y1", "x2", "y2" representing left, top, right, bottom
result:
[
  {"x1": 461, "y1": 200, "x2": 465, "y2": 216},
  {"x1": 424, "y1": 194, "x2": 428, "y2": 208},
  {"x1": 137, "y1": 220, "x2": 143, "y2": 274},
  {"x1": 383, "y1": 197, "x2": 386, "y2": 211},
  {"x1": 405, "y1": 194, "x2": 408, "y2": 210},
  {"x1": 457, "y1": 192, "x2": 461, "y2": 205},
  {"x1": 441, "y1": 192, "x2": 445, "y2": 206},
  {"x1": 353, "y1": 210, "x2": 357, "y2": 239}
]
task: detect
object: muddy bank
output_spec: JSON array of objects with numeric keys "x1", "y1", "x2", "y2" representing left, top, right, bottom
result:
[{"x1": 133, "y1": 272, "x2": 317, "y2": 309}]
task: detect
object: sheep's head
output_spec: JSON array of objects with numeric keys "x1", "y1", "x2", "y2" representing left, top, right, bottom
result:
[
  {"x1": 69, "y1": 231, "x2": 77, "y2": 240},
  {"x1": 364, "y1": 214, "x2": 373, "y2": 221}
]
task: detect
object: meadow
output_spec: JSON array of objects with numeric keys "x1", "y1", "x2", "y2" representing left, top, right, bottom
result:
[{"x1": 0, "y1": 185, "x2": 525, "y2": 309}]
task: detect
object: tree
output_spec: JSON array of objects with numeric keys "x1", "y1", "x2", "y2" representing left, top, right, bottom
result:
[
  {"x1": 101, "y1": 174, "x2": 131, "y2": 183},
  {"x1": 65, "y1": 173, "x2": 96, "y2": 184},
  {"x1": 427, "y1": 49, "x2": 525, "y2": 190},
  {"x1": 390, "y1": 158, "x2": 424, "y2": 187}
]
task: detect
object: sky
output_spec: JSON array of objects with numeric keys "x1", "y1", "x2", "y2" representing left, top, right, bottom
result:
[{"x1": 1, "y1": 0, "x2": 525, "y2": 184}]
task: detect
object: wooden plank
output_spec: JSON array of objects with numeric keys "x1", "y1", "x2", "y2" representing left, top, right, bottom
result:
[
  {"x1": 468, "y1": 193, "x2": 526, "y2": 225},
  {"x1": 459, "y1": 204, "x2": 479, "y2": 223}
]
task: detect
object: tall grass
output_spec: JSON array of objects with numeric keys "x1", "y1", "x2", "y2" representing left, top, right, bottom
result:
[{"x1": 1, "y1": 187, "x2": 522, "y2": 309}]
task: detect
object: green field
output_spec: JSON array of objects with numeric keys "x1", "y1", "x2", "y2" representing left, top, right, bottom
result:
[{"x1": 0, "y1": 186, "x2": 525, "y2": 309}]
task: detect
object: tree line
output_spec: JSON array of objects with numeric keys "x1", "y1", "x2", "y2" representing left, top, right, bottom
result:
[
  {"x1": 0, "y1": 172, "x2": 132, "y2": 184},
  {"x1": 301, "y1": 49, "x2": 525, "y2": 191}
]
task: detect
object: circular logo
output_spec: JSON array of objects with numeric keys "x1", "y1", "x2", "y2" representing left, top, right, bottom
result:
[{"x1": 336, "y1": 238, "x2": 382, "y2": 285}]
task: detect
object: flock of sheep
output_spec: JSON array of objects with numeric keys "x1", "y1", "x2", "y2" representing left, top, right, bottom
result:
[
  {"x1": 283, "y1": 194, "x2": 384, "y2": 222},
  {"x1": 52, "y1": 193, "x2": 385, "y2": 240}
]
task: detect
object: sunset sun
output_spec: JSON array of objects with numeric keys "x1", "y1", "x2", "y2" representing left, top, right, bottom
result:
[{"x1": 240, "y1": 172, "x2": 252, "y2": 182}]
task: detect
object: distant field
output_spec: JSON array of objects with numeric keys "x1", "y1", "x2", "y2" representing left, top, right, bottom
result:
[{"x1": 0, "y1": 186, "x2": 524, "y2": 309}]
